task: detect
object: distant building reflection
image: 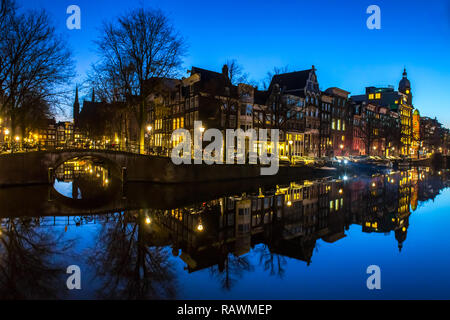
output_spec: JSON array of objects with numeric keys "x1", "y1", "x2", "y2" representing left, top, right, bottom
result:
[
  {"x1": 144, "y1": 168, "x2": 448, "y2": 274},
  {"x1": 0, "y1": 168, "x2": 448, "y2": 297}
]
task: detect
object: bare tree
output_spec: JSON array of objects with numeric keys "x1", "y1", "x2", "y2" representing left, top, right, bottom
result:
[
  {"x1": 0, "y1": 217, "x2": 74, "y2": 299},
  {"x1": 94, "y1": 8, "x2": 186, "y2": 154},
  {"x1": 382, "y1": 114, "x2": 401, "y2": 156},
  {"x1": 224, "y1": 59, "x2": 248, "y2": 85},
  {"x1": 16, "y1": 92, "x2": 52, "y2": 140},
  {"x1": 0, "y1": 7, "x2": 74, "y2": 145},
  {"x1": 358, "y1": 104, "x2": 379, "y2": 156},
  {"x1": 88, "y1": 210, "x2": 177, "y2": 299},
  {"x1": 256, "y1": 66, "x2": 309, "y2": 142},
  {"x1": 261, "y1": 66, "x2": 290, "y2": 90}
]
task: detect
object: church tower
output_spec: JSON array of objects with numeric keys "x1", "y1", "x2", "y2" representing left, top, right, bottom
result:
[
  {"x1": 398, "y1": 68, "x2": 412, "y2": 105},
  {"x1": 73, "y1": 86, "x2": 80, "y2": 126}
]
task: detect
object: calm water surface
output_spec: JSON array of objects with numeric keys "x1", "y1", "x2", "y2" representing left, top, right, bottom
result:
[{"x1": 0, "y1": 159, "x2": 449, "y2": 299}]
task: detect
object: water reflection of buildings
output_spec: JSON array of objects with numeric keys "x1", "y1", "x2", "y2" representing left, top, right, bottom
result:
[
  {"x1": 54, "y1": 159, "x2": 111, "y2": 199},
  {"x1": 142, "y1": 168, "x2": 448, "y2": 272},
  {"x1": 1, "y1": 169, "x2": 448, "y2": 297}
]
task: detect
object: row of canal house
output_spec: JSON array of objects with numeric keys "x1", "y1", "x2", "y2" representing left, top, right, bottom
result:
[
  {"x1": 146, "y1": 65, "x2": 420, "y2": 158},
  {"x1": 68, "y1": 64, "x2": 450, "y2": 158},
  {"x1": 143, "y1": 170, "x2": 444, "y2": 272}
]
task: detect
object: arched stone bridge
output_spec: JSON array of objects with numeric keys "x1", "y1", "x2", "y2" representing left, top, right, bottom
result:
[{"x1": 0, "y1": 149, "x2": 264, "y2": 187}]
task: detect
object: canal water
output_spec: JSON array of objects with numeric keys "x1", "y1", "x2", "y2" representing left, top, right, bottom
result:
[{"x1": 0, "y1": 159, "x2": 449, "y2": 299}]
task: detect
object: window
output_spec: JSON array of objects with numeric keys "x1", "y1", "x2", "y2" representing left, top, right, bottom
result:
[
  {"x1": 375, "y1": 93, "x2": 381, "y2": 99},
  {"x1": 368, "y1": 94, "x2": 374, "y2": 100},
  {"x1": 246, "y1": 104, "x2": 252, "y2": 115}
]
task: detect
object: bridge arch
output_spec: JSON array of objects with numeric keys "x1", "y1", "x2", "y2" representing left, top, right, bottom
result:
[{"x1": 46, "y1": 150, "x2": 126, "y2": 182}]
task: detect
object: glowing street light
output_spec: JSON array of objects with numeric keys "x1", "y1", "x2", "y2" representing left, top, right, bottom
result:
[
  {"x1": 14, "y1": 136, "x2": 20, "y2": 142},
  {"x1": 146, "y1": 125, "x2": 153, "y2": 132},
  {"x1": 145, "y1": 217, "x2": 151, "y2": 225},
  {"x1": 4, "y1": 129, "x2": 9, "y2": 135},
  {"x1": 199, "y1": 126, "x2": 205, "y2": 133}
]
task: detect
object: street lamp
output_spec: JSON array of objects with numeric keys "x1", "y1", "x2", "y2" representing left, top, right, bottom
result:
[
  {"x1": 4, "y1": 129, "x2": 9, "y2": 135},
  {"x1": 146, "y1": 125, "x2": 152, "y2": 132},
  {"x1": 199, "y1": 126, "x2": 205, "y2": 133}
]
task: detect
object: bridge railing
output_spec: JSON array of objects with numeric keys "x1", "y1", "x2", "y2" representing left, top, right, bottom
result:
[{"x1": 0, "y1": 140, "x2": 165, "y2": 156}]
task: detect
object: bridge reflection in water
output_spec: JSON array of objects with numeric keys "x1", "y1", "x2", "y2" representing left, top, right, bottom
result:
[{"x1": 0, "y1": 167, "x2": 448, "y2": 299}]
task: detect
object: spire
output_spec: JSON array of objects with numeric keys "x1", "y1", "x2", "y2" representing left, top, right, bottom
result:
[
  {"x1": 403, "y1": 67, "x2": 407, "y2": 78},
  {"x1": 75, "y1": 85, "x2": 79, "y2": 104},
  {"x1": 73, "y1": 85, "x2": 80, "y2": 125}
]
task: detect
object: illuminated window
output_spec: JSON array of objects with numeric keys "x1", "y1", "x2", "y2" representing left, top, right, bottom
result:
[
  {"x1": 406, "y1": 89, "x2": 410, "y2": 94},
  {"x1": 368, "y1": 94, "x2": 374, "y2": 100},
  {"x1": 375, "y1": 93, "x2": 381, "y2": 99}
]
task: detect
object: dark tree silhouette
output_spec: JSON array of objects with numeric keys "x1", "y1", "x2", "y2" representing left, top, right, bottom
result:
[
  {"x1": 0, "y1": 217, "x2": 75, "y2": 299},
  {"x1": 87, "y1": 210, "x2": 177, "y2": 299},
  {"x1": 255, "y1": 245, "x2": 287, "y2": 278},
  {"x1": 0, "y1": 5, "x2": 74, "y2": 143},
  {"x1": 93, "y1": 7, "x2": 186, "y2": 154},
  {"x1": 208, "y1": 242, "x2": 253, "y2": 291}
]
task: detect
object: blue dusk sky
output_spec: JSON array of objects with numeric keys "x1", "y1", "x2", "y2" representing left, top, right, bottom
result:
[{"x1": 19, "y1": 0, "x2": 450, "y2": 127}]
